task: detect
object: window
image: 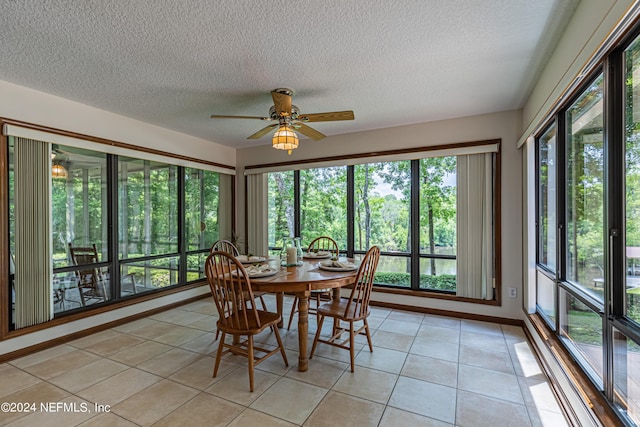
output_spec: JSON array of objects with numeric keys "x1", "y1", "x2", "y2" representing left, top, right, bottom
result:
[
  {"x1": 7, "y1": 136, "x2": 233, "y2": 324},
  {"x1": 265, "y1": 147, "x2": 496, "y2": 296},
  {"x1": 566, "y1": 73, "x2": 605, "y2": 302},
  {"x1": 300, "y1": 167, "x2": 347, "y2": 250},
  {"x1": 536, "y1": 124, "x2": 558, "y2": 325},
  {"x1": 419, "y1": 157, "x2": 457, "y2": 291}
]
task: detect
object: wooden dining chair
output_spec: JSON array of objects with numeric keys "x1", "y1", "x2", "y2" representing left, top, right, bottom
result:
[
  {"x1": 68, "y1": 243, "x2": 108, "y2": 305},
  {"x1": 211, "y1": 239, "x2": 240, "y2": 256},
  {"x1": 211, "y1": 239, "x2": 268, "y2": 341},
  {"x1": 287, "y1": 236, "x2": 340, "y2": 330},
  {"x1": 205, "y1": 250, "x2": 288, "y2": 392},
  {"x1": 309, "y1": 245, "x2": 380, "y2": 372}
]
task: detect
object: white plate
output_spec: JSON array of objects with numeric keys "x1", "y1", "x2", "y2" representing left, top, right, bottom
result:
[
  {"x1": 303, "y1": 252, "x2": 332, "y2": 259},
  {"x1": 318, "y1": 261, "x2": 358, "y2": 271},
  {"x1": 232, "y1": 267, "x2": 278, "y2": 278},
  {"x1": 236, "y1": 255, "x2": 266, "y2": 264}
]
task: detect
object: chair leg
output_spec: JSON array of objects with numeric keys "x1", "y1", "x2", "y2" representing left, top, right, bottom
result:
[
  {"x1": 364, "y1": 318, "x2": 373, "y2": 352},
  {"x1": 287, "y1": 296, "x2": 298, "y2": 330},
  {"x1": 310, "y1": 314, "x2": 325, "y2": 359},
  {"x1": 273, "y1": 326, "x2": 289, "y2": 366},
  {"x1": 213, "y1": 332, "x2": 225, "y2": 378},
  {"x1": 215, "y1": 329, "x2": 220, "y2": 341},
  {"x1": 259, "y1": 295, "x2": 268, "y2": 311},
  {"x1": 349, "y1": 321, "x2": 355, "y2": 372},
  {"x1": 247, "y1": 335, "x2": 255, "y2": 392}
]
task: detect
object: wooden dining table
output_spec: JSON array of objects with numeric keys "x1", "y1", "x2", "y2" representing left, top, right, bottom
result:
[{"x1": 250, "y1": 257, "x2": 358, "y2": 372}]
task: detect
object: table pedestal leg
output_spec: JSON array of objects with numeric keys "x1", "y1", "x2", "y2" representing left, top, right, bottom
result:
[
  {"x1": 297, "y1": 293, "x2": 310, "y2": 372},
  {"x1": 276, "y1": 292, "x2": 284, "y2": 328}
]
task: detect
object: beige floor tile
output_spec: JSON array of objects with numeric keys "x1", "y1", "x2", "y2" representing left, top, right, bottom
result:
[
  {"x1": 333, "y1": 366, "x2": 398, "y2": 403},
  {"x1": 459, "y1": 344, "x2": 515, "y2": 374},
  {"x1": 372, "y1": 329, "x2": 415, "y2": 352},
  {"x1": 6, "y1": 395, "x2": 94, "y2": 427},
  {"x1": 185, "y1": 314, "x2": 217, "y2": 331},
  {"x1": 417, "y1": 324, "x2": 461, "y2": 344},
  {"x1": 226, "y1": 408, "x2": 298, "y2": 426},
  {"x1": 205, "y1": 365, "x2": 280, "y2": 406},
  {"x1": 388, "y1": 310, "x2": 425, "y2": 324},
  {"x1": 455, "y1": 390, "x2": 532, "y2": 427},
  {"x1": 124, "y1": 319, "x2": 178, "y2": 340},
  {"x1": 507, "y1": 340, "x2": 537, "y2": 358},
  {"x1": 401, "y1": 353, "x2": 458, "y2": 388},
  {"x1": 76, "y1": 367, "x2": 162, "y2": 406},
  {"x1": 151, "y1": 392, "x2": 244, "y2": 426},
  {"x1": 168, "y1": 356, "x2": 233, "y2": 390},
  {"x1": 137, "y1": 347, "x2": 201, "y2": 377},
  {"x1": 110, "y1": 379, "x2": 199, "y2": 426},
  {"x1": 460, "y1": 330, "x2": 508, "y2": 353},
  {"x1": 111, "y1": 317, "x2": 156, "y2": 334},
  {"x1": 9, "y1": 344, "x2": 76, "y2": 369},
  {"x1": 421, "y1": 314, "x2": 461, "y2": 330},
  {"x1": 458, "y1": 364, "x2": 524, "y2": 404},
  {"x1": 388, "y1": 376, "x2": 457, "y2": 424},
  {"x1": 250, "y1": 377, "x2": 328, "y2": 425},
  {"x1": 21, "y1": 349, "x2": 101, "y2": 380},
  {"x1": 80, "y1": 332, "x2": 144, "y2": 357},
  {"x1": 150, "y1": 308, "x2": 209, "y2": 326},
  {"x1": 527, "y1": 407, "x2": 570, "y2": 427},
  {"x1": 378, "y1": 318, "x2": 421, "y2": 336},
  {"x1": 0, "y1": 382, "x2": 70, "y2": 425},
  {"x1": 355, "y1": 346, "x2": 407, "y2": 374},
  {"x1": 76, "y1": 412, "x2": 139, "y2": 427},
  {"x1": 409, "y1": 337, "x2": 459, "y2": 362},
  {"x1": 511, "y1": 352, "x2": 544, "y2": 378},
  {"x1": 48, "y1": 358, "x2": 128, "y2": 393},
  {"x1": 461, "y1": 319, "x2": 505, "y2": 336},
  {"x1": 305, "y1": 390, "x2": 385, "y2": 426},
  {"x1": 0, "y1": 364, "x2": 42, "y2": 398},
  {"x1": 152, "y1": 325, "x2": 207, "y2": 346},
  {"x1": 108, "y1": 340, "x2": 172, "y2": 366},
  {"x1": 502, "y1": 324, "x2": 528, "y2": 342},
  {"x1": 369, "y1": 306, "x2": 393, "y2": 318},
  {"x1": 255, "y1": 347, "x2": 295, "y2": 376},
  {"x1": 68, "y1": 329, "x2": 123, "y2": 349},
  {"x1": 379, "y1": 406, "x2": 454, "y2": 427},
  {"x1": 286, "y1": 355, "x2": 348, "y2": 388},
  {"x1": 518, "y1": 376, "x2": 563, "y2": 413}
]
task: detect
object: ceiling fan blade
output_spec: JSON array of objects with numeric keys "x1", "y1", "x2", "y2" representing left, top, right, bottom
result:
[
  {"x1": 295, "y1": 123, "x2": 326, "y2": 141},
  {"x1": 247, "y1": 124, "x2": 278, "y2": 139},
  {"x1": 300, "y1": 111, "x2": 354, "y2": 122},
  {"x1": 271, "y1": 91, "x2": 292, "y2": 116},
  {"x1": 210, "y1": 114, "x2": 270, "y2": 120}
]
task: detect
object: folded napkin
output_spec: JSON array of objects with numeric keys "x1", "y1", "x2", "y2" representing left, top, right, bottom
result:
[
  {"x1": 237, "y1": 255, "x2": 262, "y2": 262},
  {"x1": 244, "y1": 264, "x2": 272, "y2": 275},
  {"x1": 323, "y1": 260, "x2": 356, "y2": 269},
  {"x1": 306, "y1": 251, "x2": 330, "y2": 257}
]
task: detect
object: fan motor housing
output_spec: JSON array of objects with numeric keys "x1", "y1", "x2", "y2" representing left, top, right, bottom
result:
[{"x1": 269, "y1": 105, "x2": 300, "y2": 120}]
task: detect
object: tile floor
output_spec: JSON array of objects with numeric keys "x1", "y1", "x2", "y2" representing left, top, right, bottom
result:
[{"x1": 0, "y1": 295, "x2": 569, "y2": 426}]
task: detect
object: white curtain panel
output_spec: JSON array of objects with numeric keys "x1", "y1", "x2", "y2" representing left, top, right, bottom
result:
[
  {"x1": 246, "y1": 173, "x2": 268, "y2": 256},
  {"x1": 456, "y1": 153, "x2": 494, "y2": 300},
  {"x1": 217, "y1": 173, "x2": 233, "y2": 242},
  {"x1": 14, "y1": 136, "x2": 53, "y2": 328}
]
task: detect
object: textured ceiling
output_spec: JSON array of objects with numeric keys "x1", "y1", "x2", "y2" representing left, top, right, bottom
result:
[{"x1": 0, "y1": 0, "x2": 578, "y2": 149}]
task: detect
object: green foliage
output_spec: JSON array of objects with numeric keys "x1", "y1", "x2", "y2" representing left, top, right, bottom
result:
[{"x1": 373, "y1": 271, "x2": 456, "y2": 292}]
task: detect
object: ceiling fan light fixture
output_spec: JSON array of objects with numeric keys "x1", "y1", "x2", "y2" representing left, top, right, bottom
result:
[
  {"x1": 272, "y1": 125, "x2": 299, "y2": 155},
  {"x1": 51, "y1": 161, "x2": 68, "y2": 179}
]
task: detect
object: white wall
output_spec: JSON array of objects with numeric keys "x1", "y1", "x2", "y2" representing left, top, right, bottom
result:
[
  {"x1": 236, "y1": 110, "x2": 525, "y2": 320},
  {"x1": 0, "y1": 80, "x2": 235, "y2": 165}
]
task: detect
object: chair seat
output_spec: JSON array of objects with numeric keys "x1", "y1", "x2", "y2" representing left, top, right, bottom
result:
[
  {"x1": 217, "y1": 309, "x2": 281, "y2": 335},
  {"x1": 317, "y1": 297, "x2": 370, "y2": 322}
]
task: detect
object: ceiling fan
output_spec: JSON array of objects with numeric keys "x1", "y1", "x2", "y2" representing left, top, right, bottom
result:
[{"x1": 210, "y1": 88, "x2": 354, "y2": 154}]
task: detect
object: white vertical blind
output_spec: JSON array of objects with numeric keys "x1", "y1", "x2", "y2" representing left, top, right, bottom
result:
[
  {"x1": 13, "y1": 136, "x2": 53, "y2": 327},
  {"x1": 456, "y1": 153, "x2": 494, "y2": 300},
  {"x1": 246, "y1": 174, "x2": 268, "y2": 256}
]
